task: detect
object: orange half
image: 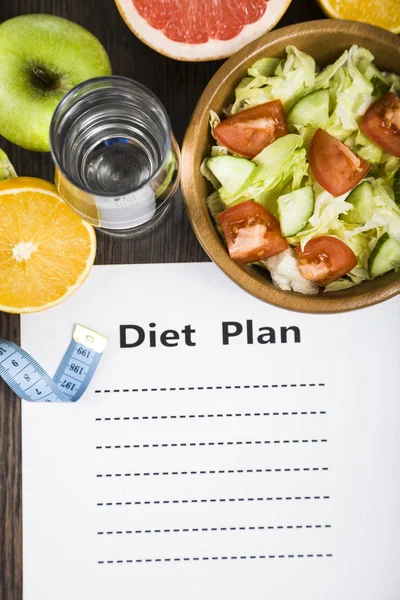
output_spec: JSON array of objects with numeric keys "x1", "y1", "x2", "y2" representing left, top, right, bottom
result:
[
  {"x1": 0, "y1": 177, "x2": 96, "y2": 314},
  {"x1": 317, "y1": 0, "x2": 400, "y2": 34}
]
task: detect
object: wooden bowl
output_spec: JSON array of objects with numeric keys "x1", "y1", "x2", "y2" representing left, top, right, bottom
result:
[{"x1": 181, "y1": 20, "x2": 400, "y2": 313}]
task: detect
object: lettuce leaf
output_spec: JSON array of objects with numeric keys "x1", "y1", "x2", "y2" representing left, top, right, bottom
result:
[
  {"x1": 289, "y1": 125, "x2": 317, "y2": 149},
  {"x1": 264, "y1": 46, "x2": 316, "y2": 110},
  {"x1": 314, "y1": 50, "x2": 348, "y2": 91},
  {"x1": 219, "y1": 135, "x2": 308, "y2": 215},
  {"x1": 206, "y1": 191, "x2": 225, "y2": 237},
  {"x1": 384, "y1": 72, "x2": 400, "y2": 94},
  {"x1": 252, "y1": 133, "x2": 304, "y2": 168},
  {"x1": 324, "y1": 279, "x2": 358, "y2": 292},
  {"x1": 230, "y1": 76, "x2": 272, "y2": 115},
  {"x1": 325, "y1": 46, "x2": 375, "y2": 141},
  {"x1": 231, "y1": 46, "x2": 316, "y2": 114},
  {"x1": 248, "y1": 57, "x2": 280, "y2": 78},
  {"x1": 200, "y1": 158, "x2": 221, "y2": 189},
  {"x1": 209, "y1": 109, "x2": 220, "y2": 137},
  {"x1": 346, "y1": 231, "x2": 378, "y2": 282},
  {"x1": 353, "y1": 129, "x2": 384, "y2": 164},
  {"x1": 369, "y1": 180, "x2": 400, "y2": 239},
  {"x1": 376, "y1": 156, "x2": 400, "y2": 187},
  {"x1": 289, "y1": 183, "x2": 352, "y2": 248},
  {"x1": 208, "y1": 110, "x2": 232, "y2": 158}
]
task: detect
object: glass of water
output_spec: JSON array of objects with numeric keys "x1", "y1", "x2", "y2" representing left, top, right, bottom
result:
[{"x1": 50, "y1": 76, "x2": 180, "y2": 233}]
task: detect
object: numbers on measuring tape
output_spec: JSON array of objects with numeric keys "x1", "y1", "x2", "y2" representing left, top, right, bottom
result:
[
  {"x1": 77, "y1": 347, "x2": 91, "y2": 358},
  {"x1": 69, "y1": 363, "x2": 84, "y2": 375},
  {"x1": 0, "y1": 325, "x2": 107, "y2": 403},
  {"x1": 61, "y1": 380, "x2": 76, "y2": 391}
]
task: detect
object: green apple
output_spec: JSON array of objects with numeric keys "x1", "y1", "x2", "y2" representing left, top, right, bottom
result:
[
  {"x1": 0, "y1": 148, "x2": 17, "y2": 181},
  {"x1": 0, "y1": 14, "x2": 112, "y2": 152},
  {"x1": 0, "y1": 148, "x2": 17, "y2": 180}
]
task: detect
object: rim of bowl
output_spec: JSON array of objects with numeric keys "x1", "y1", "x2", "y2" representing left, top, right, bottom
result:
[{"x1": 181, "y1": 20, "x2": 400, "y2": 314}]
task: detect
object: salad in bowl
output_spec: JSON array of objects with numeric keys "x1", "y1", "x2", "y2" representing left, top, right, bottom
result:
[{"x1": 201, "y1": 45, "x2": 400, "y2": 294}]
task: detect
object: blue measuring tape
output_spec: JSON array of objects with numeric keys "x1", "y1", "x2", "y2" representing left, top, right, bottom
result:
[{"x1": 0, "y1": 324, "x2": 107, "y2": 402}]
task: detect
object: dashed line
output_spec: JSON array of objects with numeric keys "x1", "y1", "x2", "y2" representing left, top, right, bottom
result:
[
  {"x1": 97, "y1": 495, "x2": 330, "y2": 506},
  {"x1": 96, "y1": 465, "x2": 329, "y2": 478},
  {"x1": 98, "y1": 553, "x2": 333, "y2": 564},
  {"x1": 95, "y1": 411, "x2": 327, "y2": 422},
  {"x1": 97, "y1": 524, "x2": 332, "y2": 535},
  {"x1": 94, "y1": 383, "x2": 325, "y2": 394},
  {"x1": 96, "y1": 439, "x2": 328, "y2": 450}
]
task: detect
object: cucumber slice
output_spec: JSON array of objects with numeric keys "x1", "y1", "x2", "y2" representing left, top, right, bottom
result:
[
  {"x1": 370, "y1": 75, "x2": 390, "y2": 97},
  {"x1": 394, "y1": 169, "x2": 400, "y2": 206},
  {"x1": 277, "y1": 186, "x2": 315, "y2": 238},
  {"x1": 359, "y1": 59, "x2": 390, "y2": 97},
  {"x1": 368, "y1": 233, "x2": 400, "y2": 278},
  {"x1": 207, "y1": 156, "x2": 255, "y2": 195},
  {"x1": 286, "y1": 90, "x2": 330, "y2": 129},
  {"x1": 341, "y1": 181, "x2": 374, "y2": 225}
]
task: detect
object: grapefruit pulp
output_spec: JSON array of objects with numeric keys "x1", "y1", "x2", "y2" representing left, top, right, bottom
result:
[{"x1": 114, "y1": 0, "x2": 293, "y2": 61}]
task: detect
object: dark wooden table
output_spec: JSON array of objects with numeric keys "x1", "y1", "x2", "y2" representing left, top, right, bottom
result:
[{"x1": 0, "y1": 0, "x2": 325, "y2": 597}]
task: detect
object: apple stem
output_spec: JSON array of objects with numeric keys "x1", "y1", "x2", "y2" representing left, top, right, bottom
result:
[{"x1": 32, "y1": 67, "x2": 52, "y2": 86}]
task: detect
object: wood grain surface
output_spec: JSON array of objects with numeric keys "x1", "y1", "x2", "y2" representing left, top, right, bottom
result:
[{"x1": 0, "y1": 1, "x2": 324, "y2": 598}]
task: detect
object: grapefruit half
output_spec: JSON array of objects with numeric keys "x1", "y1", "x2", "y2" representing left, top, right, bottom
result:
[{"x1": 114, "y1": 0, "x2": 293, "y2": 61}]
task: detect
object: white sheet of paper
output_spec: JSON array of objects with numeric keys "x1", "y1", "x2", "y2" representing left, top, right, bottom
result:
[{"x1": 21, "y1": 263, "x2": 400, "y2": 600}]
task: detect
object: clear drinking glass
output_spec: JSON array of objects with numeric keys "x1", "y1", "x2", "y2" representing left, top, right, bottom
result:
[{"x1": 50, "y1": 76, "x2": 180, "y2": 233}]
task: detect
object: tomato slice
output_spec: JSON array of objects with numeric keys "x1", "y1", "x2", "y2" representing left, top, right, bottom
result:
[
  {"x1": 296, "y1": 236, "x2": 357, "y2": 286},
  {"x1": 361, "y1": 92, "x2": 400, "y2": 158},
  {"x1": 214, "y1": 100, "x2": 288, "y2": 158},
  {"x1": 218, "y1": 200, "x2": 288, "y2": 263},
  {"x1": 308, "y1": 129, "x2": 370, "y2": 197}
]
